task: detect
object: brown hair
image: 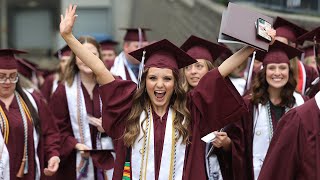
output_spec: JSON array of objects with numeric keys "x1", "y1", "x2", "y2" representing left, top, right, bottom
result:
[
  {"x1": 123, "y1": 68, "x2": 191, "y2": 147},
  {"x1": 180, "y1": 60, "x2": 215, "y2": 92},
  {"x1": 251, "y1": 65, "x2": 297, "y2": 108},
  {"x1": 64, "y1": 36, "x2": 102, "y2": 86}
]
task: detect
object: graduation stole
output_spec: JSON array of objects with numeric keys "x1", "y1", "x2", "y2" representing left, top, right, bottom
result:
[
  {"x1": 0, "y1": 92, "x2": 33, "y2": 178},
  {"x1": 65, "y1": 74, "x2": 95, "y2": 180},
  {"x1": 66, "y1": 74, "x2": 115, "y2": 180},
  {"x1": 315, "y1": 92, "x2": 320, "y2": 180},
  {"x1": 110, "y1": 52, "x2": 138, "y2": 83},
  {"x1": 131, "y1": 105, "x2": 186, "y2": 180},
  {"x1": 205, "y1": 143, "x2": 223, "y2": 180},
  {"x1": 252, "y1": 92, "x2": 305, "y2": 179},
  {"x1": 0, "y1": 127, "x2": 9, "y2": 179}
]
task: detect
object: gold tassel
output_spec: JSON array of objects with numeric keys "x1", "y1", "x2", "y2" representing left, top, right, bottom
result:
[{"x1": 16, "y1": 158, "x2": 26, "y2": 178}]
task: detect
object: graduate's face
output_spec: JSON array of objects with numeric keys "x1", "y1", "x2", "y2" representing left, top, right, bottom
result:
[
  {"x1": 0, "y1": 69, "x2": 18, "y2": 98},
  {"x1": 146, "y1": 67, "x2": 174, "y2": 109},
  {"x1": 76, "y1": 43, "x2": 99, "y2": 74},
  {"x1": 124, "y1": 41, "x2": 149, "y2": 54},
  {"x1": 101, "y1": 50, "x2": 116, "y2": 62},
  {"x1": 266, "y1": 63, "x2": 289, "y2": 89},
  {"x1": 184, "y1": 59, "x2": 209, "y2": 87},
  {"x1": 124, "y1": 41, "x2": 149, "y2": 65}
]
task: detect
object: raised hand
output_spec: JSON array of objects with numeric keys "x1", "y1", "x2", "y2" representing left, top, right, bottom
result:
[
  {"x1": 267, "y1": 28, "x2": 276, "y2": 45},
  {"x1": 60, "y1": 4, "x2": 78, "y2": 37},
  {"x1": 59, "y1": 4, "x2": 115, "y2": 85}
]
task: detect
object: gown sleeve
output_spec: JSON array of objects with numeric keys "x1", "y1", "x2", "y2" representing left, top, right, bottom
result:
[
  {"x1": 258, "y1": 109, "x2": 305, "y2": 180},
  {"x1": 225, "y1": 121, "x2": 246, "y2": 180},
  {"x1": 189, "y1": 68, "x2": 248, "y2": 132},
  {"x1": 34, "y1": 94, "x2": 61, "y2": 161},
  {"x1": 49, "y1": 84, "x2": 78, "y2": 160},
  {"x1": 99, "y1": 79, "x2": 137, "y2": 139}
]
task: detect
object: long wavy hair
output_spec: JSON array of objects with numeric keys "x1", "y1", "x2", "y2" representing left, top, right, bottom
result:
[
  {"x1": 180, "y1": 60, "x2": 215, "y2": 92},
  {"x1": 64, "y1": 36, "x2": 102, "y2": 86},
  {"x1": 251, "y1": 65, "x2": 297, "y2": 108},
  {"x1": 123, "y1": 68, "x2": 191, "y2": 147}
]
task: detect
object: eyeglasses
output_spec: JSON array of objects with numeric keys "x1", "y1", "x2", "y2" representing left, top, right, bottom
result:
[{"x1": 0, "y1": 75, "x2": 19, "y2": 83}]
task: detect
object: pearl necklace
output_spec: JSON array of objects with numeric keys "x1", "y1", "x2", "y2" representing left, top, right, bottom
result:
[{"x1": 266, "y1": 101, "x2": 290, "y2": 140}]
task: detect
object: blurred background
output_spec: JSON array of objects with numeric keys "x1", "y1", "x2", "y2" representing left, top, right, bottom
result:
[{"x1": 0, "y1": 0, "x2": 320, "y2": 69}]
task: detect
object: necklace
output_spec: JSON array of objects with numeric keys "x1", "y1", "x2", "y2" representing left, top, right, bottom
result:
[{"x1": 266, "y1": 101, "x2": 290, "y2": 140}]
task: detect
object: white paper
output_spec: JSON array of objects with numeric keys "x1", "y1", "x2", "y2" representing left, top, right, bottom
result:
[{"x1": 201, "y1": 132, "x2": 216, "y2": 143}]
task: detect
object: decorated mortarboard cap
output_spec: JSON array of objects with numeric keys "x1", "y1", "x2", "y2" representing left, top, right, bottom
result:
[
  {"x1": 129, "y1": 39, "x2": 197, "y2": 72},
  {"x1": 0, "y1": 49, "x2": 27, "y2": 69},
  {"x1": 255, "y1": 40, "x2": 302, "y2": 66},
  {"x1": 120, "y1": 28, "x2": 151, "y2": 41},
  {"x1": 54, "y1": 45, "x2": 71, "y2": 59},
  {"x1": 100, "y1": 39, "x2": 119, "y2": 51},
  {"x1": 180, "y1": 35, "x2": 228, "y2": 63},
  {"x1": 296, "y1": 26, "x2": 320, "y2": 44},
  {"x1": 273, "y1": 17, "x2": 308, "y2": 43},
  {"x1": 16, "y1": 58, "x2": 37, "y2": 80}
]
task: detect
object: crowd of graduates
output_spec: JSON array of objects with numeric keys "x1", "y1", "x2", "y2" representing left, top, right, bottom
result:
[{"x1": 0, "y1": 3, "x2": 319, "y2": 180}]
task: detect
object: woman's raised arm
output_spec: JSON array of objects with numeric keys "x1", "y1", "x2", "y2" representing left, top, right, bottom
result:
[
  {"x1": 218, "y1": 29, "x2": 276, "y2": 78},
  {"x1": 60, "y1": 4, "x2": 115, "y2": 85}
]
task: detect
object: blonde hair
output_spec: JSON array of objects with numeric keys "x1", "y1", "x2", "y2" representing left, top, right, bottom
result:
[{"x1": 180, "y1": 60, "x2": 214, "y2": 92}]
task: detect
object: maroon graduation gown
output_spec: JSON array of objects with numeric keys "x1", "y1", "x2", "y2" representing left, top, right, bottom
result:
[
  {"x1": 0, "y1": 92, "x2": 60, "y2": 180},
  {"x1": 49, "y1": 83, "x2": 112, "y2": 180},
  {"x1": 258, "y1": 97, "x2": 320, "y2": 180},
  {"x1": 203, "y1": 111, "x2": 248, "y2": 180},
  {"x1": 239, "y1": 95, "x2": 309, "y2": 180},
  {"x1": 40, "y1": 74, "x2": 56, "y2": 103},
  {"x1": 212, "y1": 122, "x2": 246, "y2": 180},
  {"x1": 99, "y1": 69, "x2": 247, "y2": 180},
  {"x1": 104, "y1": 60, "x2": 115, "y2": 71},
  {"x1": 304, "y1": 64, "x2": 318, "y2": 98}
]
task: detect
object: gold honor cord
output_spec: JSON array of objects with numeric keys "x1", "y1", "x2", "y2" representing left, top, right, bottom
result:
[
  {"x1": 0, "y1": 106, "x2": 10, "y2": 144},
  {"x1": 168, "y1": 111, "x2": 176, "y2": 180},
  {"x1": 0, "y1": 94, "x2": 33, "y2": 145},
  {"x1": 139, "y1": 107, "x2": 178, "y2": 180},
  {"x1": 20, "y1": 96, "x2": 32, "y2": 123},
  {"x1": 139, "y1": 106, "x2": 151, "y2": 180}
]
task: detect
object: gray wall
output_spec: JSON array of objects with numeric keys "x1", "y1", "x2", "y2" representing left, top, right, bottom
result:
[
  {"x1": 12, "y1": 10, "x2": 53, "y2": 50},
  {"x1": 130, "y1": 0, "x2": 222, "y2": 46}
]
